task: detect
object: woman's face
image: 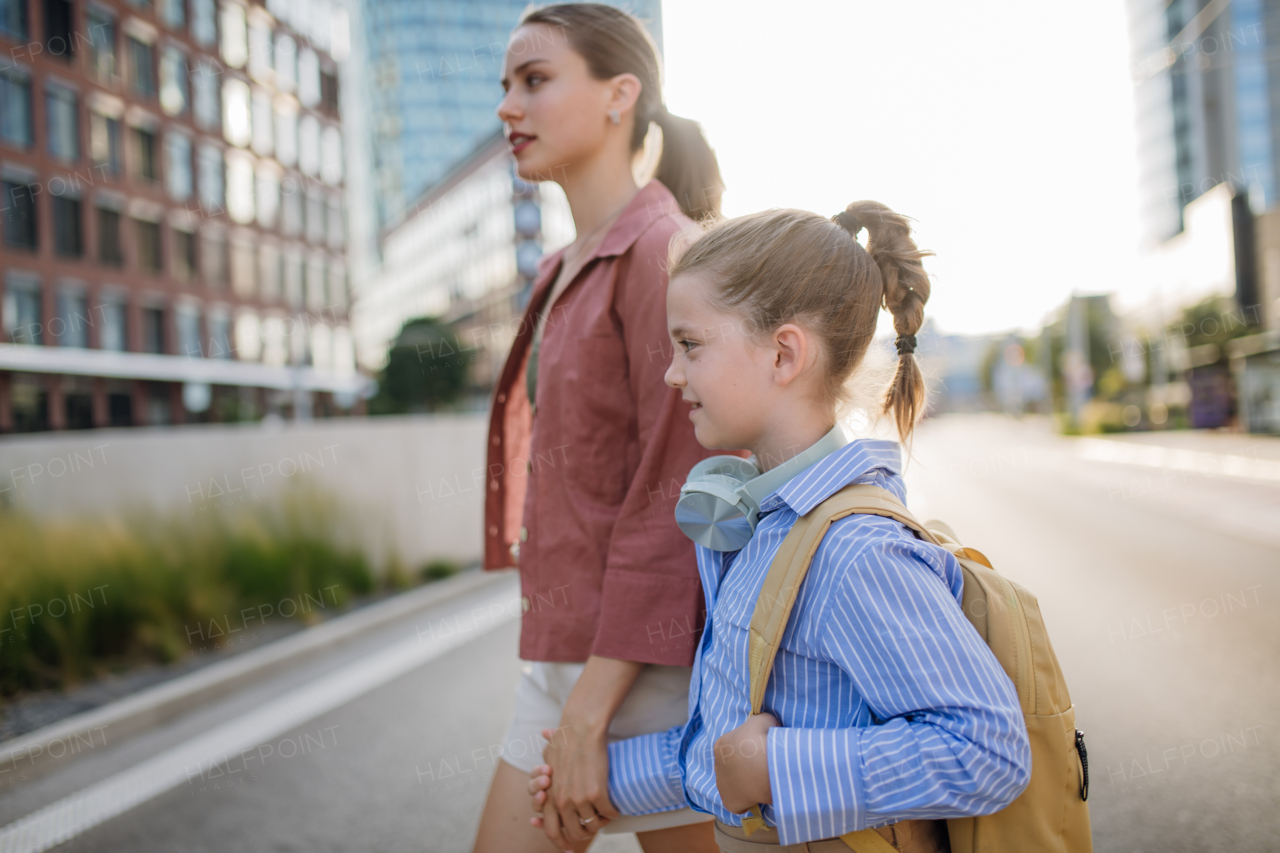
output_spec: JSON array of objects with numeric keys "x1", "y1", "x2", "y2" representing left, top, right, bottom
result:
[{"x1": 498, "y1": 24, "x2": 615, "y2": 182}]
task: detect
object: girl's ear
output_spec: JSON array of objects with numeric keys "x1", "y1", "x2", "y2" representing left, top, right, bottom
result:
[
  {"x1": 607, "y1": 72, "x2": 642, "y2": 118},
  {"x1": 770, "y1": 323, "x2": 813, "y2": 387}
]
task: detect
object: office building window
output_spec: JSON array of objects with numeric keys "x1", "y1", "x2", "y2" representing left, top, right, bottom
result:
[
  {"x1": 230, "y1": 235, "x2": 255, "y2": 296},
  {"x1": 209, "y1": 312, "x2": 230, "y2": 359},
  {"x1": 89, "y1": 111, "x2": 122, "y2": 174},
  {"x1": 161, "y1": 0, "x2": 184, "y2": 30},
  {"x1": 297, "y1": 48, "x2": 319, "y2": 107},
  {"x1": 280, "y1": 179, "x2": 301, "y2": 236},
  {"x1": 257, "y1": 241, "x2": 280, "y2": 301},
  {"x1": 176, "y1": 305, "x2": 201, "y2": 356},
  {"x1": 248, "y1": 19, "x2": 271, "y2": 82},
  {"x1": 141, "y1": 305, "x2": 164, "y2": 353},
  {"x1": 45, "y1": 84, "x2": 78, "y2": 161},
  {"x1": 226, "y1": 153, "x2": 254, "y2": 224},
  {"x1": 305, "y1": 254, "x2": 324, "y2": 311},
  {"x1": 191, "y1": 60, "x2": 219, "y2": 129},
  {"x1": 274, "y1": 34, "x2": 295, "y2": 92},
  {"x1": 190, "y1": 0, "x2": 214, "y2": 45},
  {"x1": 327, "y1": 197, "x2": 344, "y2": 248},
  {"x1": 256, "y1": 166, "x2": 279, "y2": 228},
  {"x1": 327, "y1": 262, "x2": 346, "y2": 308},
  {"x1": 304, "y1": 188, "x2": 323, "y2": 244},
  {"x1": 201, "y1": 228, "x2": 227, "y2": 287},
  {"x1": 97, "y1": 206, "x2": 123, "y2": 265},
  {"x1": 283, "y1": 249, "x2": 302, "y2": 308},
  {"x1": 99, "y1": 297, "x2": 126, "y2": 350},
  {"x1": 3, "y1": 182, "x2": 37, "y2": 250},
  {"x1": 56, "y1": 289, "x2": 89, "y2": 347},
  {"x1": 298, "y1": 114, "x2": 318, "y2": 175},
  {"x1": 132, "y1": 126, "x2": 158, "y2": 181},
  {"x1": 320, "y1": 68, "x2": 338, "y2": 113},
  {"x1": 159, "y1": 47, "x2": 188, "y2": 115},
  {"x1": 274, "y1": 102, "x2": 297, "y2": 166},
  {"x1": 107, "y1": 383, "x2": 132, "y2": 425},
  {"x1": 320, "y1": 125, "x2": 341, "y2": 185},
  {"x1": 173, "y1": 227, "x2": 196, "y2": 282},
  {"x1": 197, "y1": 143, "x2": 223, "y2": 211},
  {"x1": 1, "y1": 0, "x2": 28, "y2": 39},
  {"x1": 128, "y1": 36, "x2": 156, "y2": 97},
  {"x1": 4, "y1": 273, "x2": 41, "y2": 344},
  {"x1": 0, "y1": 68, "x2": 32, "y2": 147},
  {"x1": 222, "y1": 78, "x2": 250, "y2": 147},
  {"x1": 219, "y1": 2, "x2": 246, "y2": 67},
  {"x1": 87, "y1": 9, "x2": 114, "y2": 80},
  {"x1": 52, "y1": 194, "x2": 82, "y2": 257},
  {"x1": 135, "y1": 218, "x2": 162, "y2": 273},
  {"x1": 43, "y1": 0, "x2": 73, "y2": 59},
  {"x1": 166, "y1": 133, "x2": 192, "y2": 200},
  {"x1": 251, "y1": 88, "x2": 272, "y2": 155}
]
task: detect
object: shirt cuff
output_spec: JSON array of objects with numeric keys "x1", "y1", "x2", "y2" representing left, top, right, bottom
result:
[
  {"x1": 766, "y1": 726, "x2": 867, "y2": 845},
  {"x1": 607, "y1": 727, "x2": 688, "y2": 816}
]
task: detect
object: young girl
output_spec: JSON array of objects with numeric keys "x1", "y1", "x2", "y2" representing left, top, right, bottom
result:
[{"x1": 529, "y1": 202, "x2": 1031, "y2": 850}]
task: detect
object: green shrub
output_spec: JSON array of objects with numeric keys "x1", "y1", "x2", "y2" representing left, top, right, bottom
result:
[
  {"x1": 420, "y1": 559, "x2": 461, "y2": 582},
  {"x1": 0, "y1": 485, "x2": 376, "y2": 697}
]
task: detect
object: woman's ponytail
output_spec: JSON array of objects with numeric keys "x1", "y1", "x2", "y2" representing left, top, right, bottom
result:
[
  {"x1": 653, "y1": 109, "x2": 722, "y2": 221},
  {"x1": 520, "y1": 4, "x2": 723, "y2": 221},
  {"x1": 836, "y1": 202, "x2": 933, "y2": 441}
]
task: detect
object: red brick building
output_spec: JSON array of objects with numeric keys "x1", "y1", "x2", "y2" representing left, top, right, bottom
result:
[{"x1": 0, "y1": 0, "x2": 364, "y2": 431}]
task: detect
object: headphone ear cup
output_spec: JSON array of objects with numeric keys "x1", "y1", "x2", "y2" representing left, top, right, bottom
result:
[{"x1": 685, "y1": 455, "x2": 760, "y2": 484}]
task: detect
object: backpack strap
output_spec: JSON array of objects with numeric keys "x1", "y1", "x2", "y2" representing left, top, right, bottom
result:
[{"x1": 740, "y1": 484, "x2": 945, "y2": 842}]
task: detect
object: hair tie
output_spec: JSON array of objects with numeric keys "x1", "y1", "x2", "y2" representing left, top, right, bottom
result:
[
  {"x1": 833, "y1": 211, "x2": 862, "y2": 239},
  {"x1": 894, "y1": 334, "x2": 917, "y2": 356}
]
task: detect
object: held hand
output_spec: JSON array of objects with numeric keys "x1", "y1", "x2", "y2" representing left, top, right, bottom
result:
[
  {"x1": 713, "y1": 712, "x2": 780, "y2": 814},
  {"x1": 540, "y1": 724, "x2": 619, "y2": 844},
  {"x1": 527, "y1": 764, "x2": 552, "y2": 829}
]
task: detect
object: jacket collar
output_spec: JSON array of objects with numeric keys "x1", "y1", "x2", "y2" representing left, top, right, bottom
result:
[{"x1": 534, "y1": 180, "x2": 682, "y2": 280}]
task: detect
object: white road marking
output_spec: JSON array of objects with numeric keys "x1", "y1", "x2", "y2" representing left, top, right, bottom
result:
[
  {"x1": 1076, "y1": 439, "x2": 1280, "y2": 484},
  {"x1": 0, "y1": 583, "x2": 521, "y2": 853}
]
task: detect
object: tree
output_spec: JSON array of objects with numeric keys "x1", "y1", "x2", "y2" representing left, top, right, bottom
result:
[{"x1": 368, "y1": 317, "x2": 467, "y2": 414}]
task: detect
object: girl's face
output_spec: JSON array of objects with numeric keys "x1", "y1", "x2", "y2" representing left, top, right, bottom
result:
[
  {"x1": 664, "y1": 272, "x2": 779, "y2": 451},
  {"x1": 497, "y1": 24, "x2": 615, "y2": 182}
]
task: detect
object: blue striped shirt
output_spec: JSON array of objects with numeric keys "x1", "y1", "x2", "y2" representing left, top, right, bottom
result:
[{"x1": 606, "y1": 439, "x2": 1031, "y2": 845}]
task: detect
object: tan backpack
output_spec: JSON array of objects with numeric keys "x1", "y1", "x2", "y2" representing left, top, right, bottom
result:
[{"x1": 740, "y1": 484, "x2": 1092, "y2": 853}]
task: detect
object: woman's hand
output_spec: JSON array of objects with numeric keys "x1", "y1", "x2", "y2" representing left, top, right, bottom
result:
[
  {"x1": 539, "y1": 724, "x2": 618, "y2": 844},
  {"x1": 713, "y1": 712, "x2": 780, "y2": 814}
]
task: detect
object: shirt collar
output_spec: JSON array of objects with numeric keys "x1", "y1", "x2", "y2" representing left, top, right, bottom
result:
[
  {"x1": 758, "y1": 439, "x2": 905, "y2": 516},
  {"x1": 534, "y1": 180, "x2": 682, "y2": 279}
]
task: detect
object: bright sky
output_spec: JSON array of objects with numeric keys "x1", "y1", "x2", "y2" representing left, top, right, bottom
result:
[{"x1": 662, "y1": 0, "x2": 1144, "y2": 337}]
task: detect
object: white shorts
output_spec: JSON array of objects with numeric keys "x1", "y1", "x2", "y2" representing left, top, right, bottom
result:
[{"x1": 501, "y1": 660, "x2": 712, "y2": 835}]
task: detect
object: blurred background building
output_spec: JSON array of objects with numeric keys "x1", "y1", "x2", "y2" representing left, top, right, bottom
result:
[{"x1": 0, "y1": 0, "x2": 364, "y2": 433}]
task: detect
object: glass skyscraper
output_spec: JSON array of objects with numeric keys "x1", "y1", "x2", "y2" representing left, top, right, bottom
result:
[
  {"x1": 357, "y1": 0, "x2": 661, "y2": 227},
  {"x1": 1127, "y1": 0, "x2": 1280, "y2": 246}
]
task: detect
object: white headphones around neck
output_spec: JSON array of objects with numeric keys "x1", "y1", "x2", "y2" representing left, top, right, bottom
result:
[{"x1": 674, "y1": 425, "x2": 849, "y2": 551}]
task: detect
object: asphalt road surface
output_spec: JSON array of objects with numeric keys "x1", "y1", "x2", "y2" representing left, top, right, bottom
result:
[{"x1": 0, "y1": 414, "x2": 1275, "y2": 852}]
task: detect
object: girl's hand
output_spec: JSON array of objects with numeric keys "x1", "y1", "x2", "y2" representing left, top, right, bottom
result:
[
  {"x1": 540, "y1": 724, "x2": 619, "y2": 844},
  {"x1": 527, "y1": 764, "x2": 552, "y2": 829},
  {"x1": 713, "y1": 712, "x2": 780, "y2": 814}
]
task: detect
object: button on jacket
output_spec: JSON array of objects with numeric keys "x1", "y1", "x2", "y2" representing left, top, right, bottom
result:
[
  {"x1": 605, "y1": 440, "x2": 1031, "y2": 845},
  {"x1": 483, "y1": 180, "x2": 737, "y2": 666}
]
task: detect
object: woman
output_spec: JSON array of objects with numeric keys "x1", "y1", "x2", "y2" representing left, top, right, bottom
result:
[{"x1": 473, "y1": 5, "x2": 729, "y2": 853}]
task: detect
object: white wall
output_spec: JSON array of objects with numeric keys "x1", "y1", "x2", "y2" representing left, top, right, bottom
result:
[{"x1": 0, "y1": 415, "x2": 488, "y2": 572}]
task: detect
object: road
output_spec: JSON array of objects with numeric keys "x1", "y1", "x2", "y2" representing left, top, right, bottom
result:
[{"x1": 0, "y1": 414, "x2": 1275, "y2": 852}]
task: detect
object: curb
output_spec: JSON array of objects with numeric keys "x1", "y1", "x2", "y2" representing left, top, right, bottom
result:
[{"x1": 0, "y1": 568, "x2": 515, "y2": 782}]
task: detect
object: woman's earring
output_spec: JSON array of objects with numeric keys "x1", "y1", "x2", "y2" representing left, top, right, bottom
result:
[{"x1": 609, "y1": 109, "x2": 621, "y2": 126}]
